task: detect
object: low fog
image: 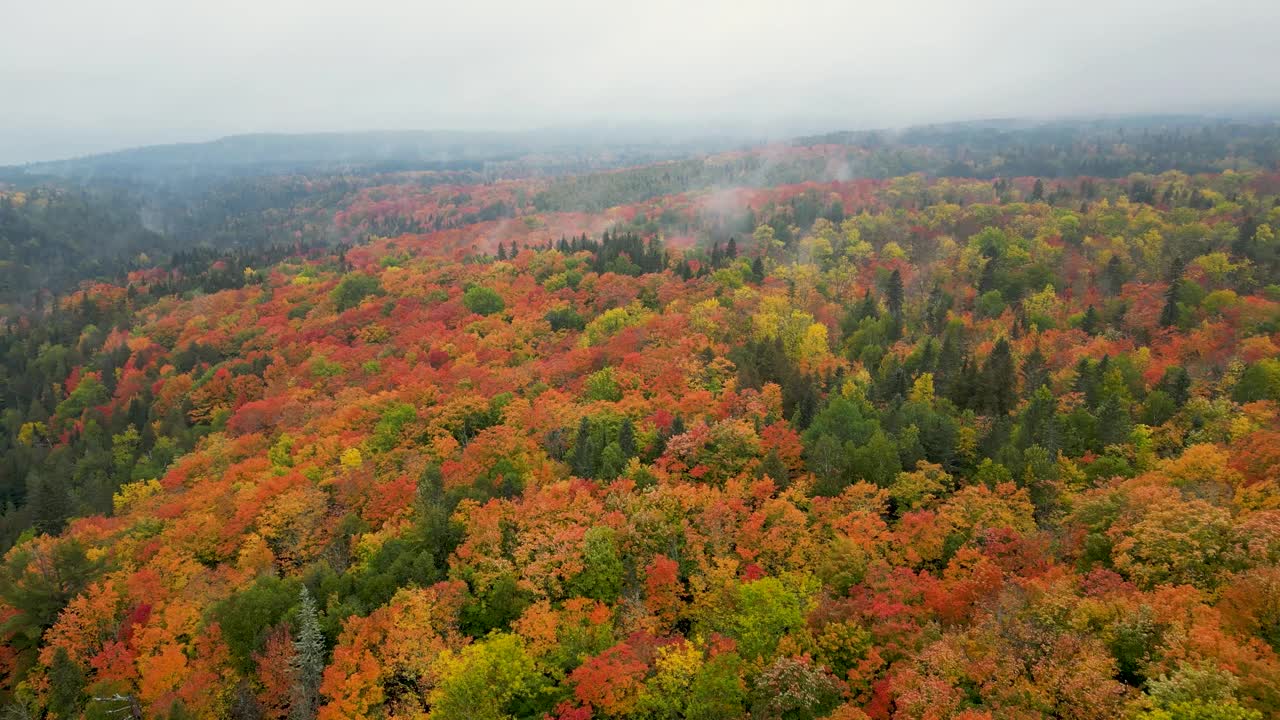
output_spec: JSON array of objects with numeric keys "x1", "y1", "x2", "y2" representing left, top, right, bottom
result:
[{"x1": 4, "y1": 0, "x2": 1279, "y2": 164}]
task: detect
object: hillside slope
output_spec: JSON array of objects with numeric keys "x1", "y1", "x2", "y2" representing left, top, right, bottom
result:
[{"x1": 1, "y1": 168, "x2": 1279, "y2": 719}]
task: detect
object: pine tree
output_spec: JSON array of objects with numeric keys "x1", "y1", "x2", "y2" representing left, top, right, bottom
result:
[
  {"x1": 981, "y1": 338, "x2": 1017, "y2": 416},
  {"x1": 496, "y1": 242, "x2": 507, "y2": 261},
  {"x1": 924, "y1": 282, "x2": 951, "y2": 334},
  {"x1": 670, "y1": 415, "x2": 686, "y2": 438},
  {"x1": 1160, "y1": 257, "x2": 1185, "y2": 328},
  {"x1": 1081, "y1": 305, "x2": 1100, "y2": 335},
  {"x1": 618, "y1": 418, "x2": 636, "y2": 459},
  {"x1": 1031, "y1": 178, "x2": 1045, "y2": 202},
  {"x1": 1096, "y1": 395, "x2": 1132, "y2": 448},
  {"x1": 1103, "y1": 256, "x2": 1127, "y2": 295},
  {"x1": 49, "y1": 647, "x2": 86, "y2": 719},
  {"x1": 1159, "y1": 366, "x2": 1192, "y2": 407},
  {"x1": 758, "y1": 449, "x2": 789, "y2": 488},
  {"x1": 858, "y1": 289, "x2": 879, "y2": 322},
  {"x1": 1021, "y1": 343, "x2": 1049, "y2": 397},
  {"x1": 290, "y1": 587, "x2": 325, "y2": 720},
  {"x1": 886, "y1": 270, "x2": 904, "y2": 321},
  {"x1": 31, "y1": 475, "x2": 70, "y2": 535},
  {"x1": 571, "y1": 418, "x2": 599, "y2": 478}
]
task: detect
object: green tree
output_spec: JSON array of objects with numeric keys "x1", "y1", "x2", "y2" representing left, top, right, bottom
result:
[
  {"x1": 976, "y1": 289, "x2": 1006, "y2": 319},
  {"x1": 461, "y1": 573, "x2": 530, "y2": 636},
  {"x1": 290, "y1": 587, "x2": 325, "y2": 720},
  {"x1": 981, "y1": 338, "x2": 1017, "y2": 416},
  {"x1": 1081, "y1": 305, "x2": 1100, "y2": 335},
  {"x1": 730, "y1": 575, "x2": 817, "y2": 661},
  {"x1": 1160, "y1": 257, "x2": 1186, "y2": 328},
  {"x1": 463, "y1": 286, "x2": 505, "y2": 316},
  {"x1": 687, "y1": 652, "x2": 746, "y2": 720},
  {"x1": 331, "y1": 273, "x2": 382, "y2": 312},
  {"x1": 568, "y1": 526, "x2": 624, "y2": 602},
  {"x1": 584, "y1": 368, "x2": 623, "y2": 402},
  {"x1": 213, "y1": 575, "x2": 300, "y2": 672},
  {"x1": 571, "y1": 418, "x2": 601, "y2": 479},
  {"x1": 429, "y1": 633, "x2": 548, "y2": 720},
  {"x1": 48, "y1": 646, "x2": 87, "y2": 719},
  {"x1": 618, "y1": 418, "x2": 637, "y2": 459},
  {"x1": 886, "y1": 269, "x2": 904, "y2": 321},
  {"x1": 0, "y1": 539, "x2": 101, "y2": 658},
  {"x1": 1233, "y1": 359, "x2": 1280, "y2": 403},
  {"x1": 849, "y1": 430, "x2": 900, "y2": 487}
]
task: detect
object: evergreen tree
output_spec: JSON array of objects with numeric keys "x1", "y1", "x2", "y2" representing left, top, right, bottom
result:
[
  {"x1": 758, "y1": 449, "x2": 789, "y2": 488},
  {"x1": 618, "y1": 418, "x2": 636, "y2": 459},
  {"x1": 30, "y1": 475, "x2": 70, "y2": 535},
  {"x1": 670, "y1": 415, "x2": 686, "y2": 438},
  {"x1": 1103, "y1": 256, "x2": 1127, "y2": 295},
  {"x1": 1160, "y1": 257, "x2": 1185, "y2": 328},
  {"x1": 49, "y1": 647, "x2": 86, "y2": 719},
  {"x1": 1074, "y1": 358, "x2": 1105, "y2": 408},
  {"x1": 677, "y1": 259, "x2": 693, "y2": 280},
  {"x1": 980, "y1": 338, "x2": 1017, "y2": 416},
  {"x1": 1081, "y1": 305, "x2": 1100, "y2": 335},
  {"x1": 1021, "y1": 343, "x2": 1049, "y2": 397},
  {"x1": 1159, "y1": 366, "x2": 1192, "y2": 407},
  {"x1": 1096, "y1": 395, "x2": 1132, "y2": 448},
  {"x1": 924, "y1": 282, "x2": 951, "y2": 334},
  {"x1": 860, "y1": 286, "x2": 880, "y2": 320},
  {"x1": 1016, "y1": 386, "x2": 1060, "y2": 454},
  {"x1": 290, "y1": 587, "x2": 324, "y2": 720},
  {"x1": 886, "y1": 269, "x2": 904, "y2": 321},
  {"x1": 571, "y1": 418, "x2": 599, "y2": 479}
]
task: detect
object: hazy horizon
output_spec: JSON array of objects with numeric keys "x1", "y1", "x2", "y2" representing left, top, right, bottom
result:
[{"x1": 5, "y1": 0, "x2": 1280, "y2": 165}]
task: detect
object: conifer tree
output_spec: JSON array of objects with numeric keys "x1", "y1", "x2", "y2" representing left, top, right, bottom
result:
[
  {"x1": 981, "y1": 338, "x2": 1017, "y2": 416},
  {"x1": 290, "y1": 587, "x2": 325, "y2": 720}
]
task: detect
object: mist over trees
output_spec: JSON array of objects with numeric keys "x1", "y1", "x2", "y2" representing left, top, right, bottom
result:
[{"x1": 1, "y1": 117, "x2": 1279, "y2": 718}]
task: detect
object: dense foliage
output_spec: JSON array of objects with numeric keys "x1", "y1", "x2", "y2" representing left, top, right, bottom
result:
[
  {"x1": 0, "y1": 187, "x2": 166, "y2": 310},
  {"x1": 2, "y1": 122, "x2": 1280, "y2": 719}
]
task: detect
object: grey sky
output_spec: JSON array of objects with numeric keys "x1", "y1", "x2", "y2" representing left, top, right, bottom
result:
[{"x1": 3, "y1": 0, "x2": 1279, "y2": 164}]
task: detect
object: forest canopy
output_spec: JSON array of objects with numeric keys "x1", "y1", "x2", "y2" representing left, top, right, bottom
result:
[{"x1": 1, "y1": 118, "x2": 1280, "y2": 719}]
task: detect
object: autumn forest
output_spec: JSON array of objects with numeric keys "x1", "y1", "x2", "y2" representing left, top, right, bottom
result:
[{"x1": 2, "y1": 120, "x2": 1280, "y2": 720}]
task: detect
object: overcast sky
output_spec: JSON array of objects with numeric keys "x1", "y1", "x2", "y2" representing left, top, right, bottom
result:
[{"x1": 3, "y1": 0, "x2": 1279, "y2": 164}]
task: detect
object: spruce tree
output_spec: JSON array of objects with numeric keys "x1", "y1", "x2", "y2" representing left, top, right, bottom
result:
[
  {"x1": 571, "y1": 417, "x2": 598, "y2": 479},
  {"x1": 1021, "y1": 343, "x2": 1049, "y2": 397},
  {"x1": 618, "y1": 418, "x2": 636, "y2": 459},
  {"x1": 981, "y1": 338, "x2": 1017, "y2": 416},
  {"x1": 49, "y1": 647, "x2": 86, "y2": 719},
  {"x1": 1081, "y1": 305, "x2": 1100, "y2": 335},
  {"x1": 886, "y1": 270, "x2": 904, "y2": 321},
  {"x1": 1160, "y1": 257, "x2": 1185, "y2": 328},
  {"x1": 290, "y1": 587, "x2": 325, "y2": 720}
]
